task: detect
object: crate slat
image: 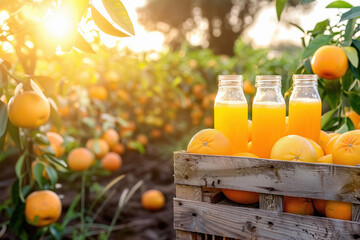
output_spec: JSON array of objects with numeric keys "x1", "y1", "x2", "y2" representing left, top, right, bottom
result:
[
  {"x1": 174, "y1": 198, "x2": 360, "y2": 240},
  {"x1": 174, "y1": 151, "x2": 360, "y2": 204}
]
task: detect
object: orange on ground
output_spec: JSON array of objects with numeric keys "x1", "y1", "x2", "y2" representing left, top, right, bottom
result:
[
  {"x1": 141, "y1": 189, "x2": 165, "y2": 211},
  {"x1": 89, "y1": 85, "x2": 107, "y2": 101},
  {"x1": 233, "y1": 152, "x2": 258, "y2": 158},
  {"x1": 187, "y1": 129, "x2": 231, "y2": 155},
  {"x1": 31, "y1": 160, "x2": 49, "y2": 179},
  {"x1": 102, "y1": 129, "x2": 119, "y2": 148},
  {"x1": 332, "y1": 130, "x2": 360, "y2": 166},
  {"x1": 111, "y1": 142, "x2": 125, "y2": 155},
  {"x1": 347, "y1": 111, "x2": 360, "y2": 129},
  {"x1": 284, "y1": 196, "x2": 314, "y2": 215},
  {"x1": 243, "y1": 81, "x2": 255, "y2": 95},
  {"x1": 270, "y1": 135, "x2": 317, "y2": 162},
  {"x1": 67, "y1": 147, "x2": 94, "y2": 171},
  {"x1": 306, "y1": 138, "x2": 324, "y2": 159},
  {"x1": 222, "y1": 189, "x2": 259, "y2": 204},
  {"x1": 101, "y1": 152, "x2": 122, "y2": 171},
  {"x1": 86, "y1": 138, "x2": 109, "y2": 158},
  {"x1": 324, "y1": 135, "x2": 341, "y2": 155},
  {"x1": 34, "y1": 132, "x2": 65, "y2": 158},
  {"x1": 311, "y1": 45, "x2": 348, "y2": 80},
  {"x1": 247, "y1": 120, "x2": 252, "y2": 142},
  {"x1": 319, "y1": 131, "x2": 331, "y2": 151},
  {"x1": 325, "y1": 201, "x2": 352, "y2": 220},
  {"x1": 317, "y1": 154, "x2": 333, "y2": 164},
  {"x1": 137, "y1": 134, "x2": 148, "y2": 146},
  {"x1": 25, "y1": 190, "x2": 62, "y2": 227},
  {"x1": 8, "y1": 91, "x2": 50, "y2": 128},
  {"x1": 313, "y1": 199, "x2": 327, "y2": 216}
]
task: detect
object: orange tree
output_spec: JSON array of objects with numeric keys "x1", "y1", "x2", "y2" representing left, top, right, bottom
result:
[
  {"x1": 277, "y1": 0, "x2": 360, "y2": 132},
  {"x1": 0, "y1": 0, "x2": 143, "y2": 239}
]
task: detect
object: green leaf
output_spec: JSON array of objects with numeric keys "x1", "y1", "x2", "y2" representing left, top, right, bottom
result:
[
  {"x1": 50, "y1": 224, "x2": 64, "y2": 240},
  {"x1": 335, "y1": 120, "x2": 349, "y2": 133},
  {"x1": 311, "y1": 19, "x2": 329, "y2": 36},
  {"x1": 74, "y1": 32, "x2": 95, "y2": 54},
  {"x1": 46, "y1": 165, "x2": 58, "y2": 187},
  {"x1": 7, "y1": 121, "x2": 20, "y2": 147},
  {"x1": 27, "y1": 76, "x2": 56, "y2": 95},
  {"x1": 347, "y1": 117, "x2": 355, "y2": 131},
  {"x1": 321, "y1": 108, "x2": 337, "y2": 129},
  {"x1": 62, "y1": 194, "x2": 81, "y2": 228},
  {"x1": 343, "y1": 46, "x2": 359, "y2": 67},
  {"x1": 304, "y1": 58, "x2": 313, "y2": 73},
  {"x1": 33, "y1": 162, "x2": 44, "y2": 189},
  {"x1": 343, "y1": 18, "x2": 355, "y2": 46},
  {"x1": 276, "y1": 0, "x2": 288, "y2": 21},
  {"x1": 300, "y1": 0, "x2": 316, "y2": 4},
  {"x1": 0, "y1": 101, "x2": 7, "y2": 137},
  {"x1": 33, "y1": 132, "x2": 49, "y2": 145},
  {"x1": 302, "y1": 35, "x2": 333, "y2": 59},
  {"x1": 45, "y1": 154, "x2": 68, "y2": 169},
  {"x1": 340, "y1": 6, "x2": 360, "y2": 22},
  {"x1": 287, "y1": 22, "x2": 305, "y2": 33},
  {"x1": 325, "y1": 91, "x2": 340, "y2": 109},
  {"x1": 326, "y1": 1, "x2": 353, "y2": 8},
  {"x1": 349, "y1": 91, "x2": 360, "y2": 115},
  {"x1": 15, "y1": 153, "x2": 26, "y2": 179},
  {"x1": 172, "y1": 76, "x2": 182, "y2": 87},
  {"x1": 91, "y1": 4, "x2": 130, "y2": 37},
  {"x1": 102, "y1": 0, "x2": 135, "y2": 36},
  {"x1": 49, "y1": 103, "x2": 62, "y2": 132}
]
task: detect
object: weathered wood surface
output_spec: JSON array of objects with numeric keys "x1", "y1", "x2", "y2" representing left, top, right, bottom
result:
[
  {"x1": 174, "y1": 151, "x2": 360, "y2": 204},
  {"x1": 260, "y1": 194, "x2": 283, "y2": 212},
  {"x1": 352, "y1": 204, "x2": 360, "y2": 222},
  {"x1": 174, "y1": 198, "x2": 360, "y2": 240}
]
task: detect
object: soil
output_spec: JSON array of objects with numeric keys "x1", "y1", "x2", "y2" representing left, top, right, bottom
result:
[{"x1": 0, "y1": 144, "x2": 176, "y2": 240}]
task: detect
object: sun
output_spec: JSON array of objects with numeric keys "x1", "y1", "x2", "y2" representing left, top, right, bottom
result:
[{"x1": 44, "y1": 10, "x2": 73, "y2": 39}]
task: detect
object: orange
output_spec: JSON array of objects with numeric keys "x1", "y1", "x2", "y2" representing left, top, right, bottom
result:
[
  {"x1": 332, "y1": 130, "x2": 360, "y2": 166},
  {"x1": 317, "y1": 154, "x2": 333, "y2": 164},
  {"x1": 324, "y1": 134, "x2": 340, "y2": 155},
  {"x1": 347, "y1": 111, "x2": 360, "y2": 129},
  {"x1": 116, "y1": 89, "x2": 129, "y2": 102},
  {"x1": 136, "y1": 134, "x2": 148, "y2": 146},
  {"x1": 89, "y1": 85, "x2": 107, "y2": 100},
  {"x1": 86, "y1": 138, "x2": 109, "y2": 158},
  {"x1": 222, "y1": 189, "x2": 259, "y2": 204},
  {"x1": 243, "y1": 81, "x2": 255, "y2": 95},
  {"x1": 101, "y1": 152, "x2": 122, "y2": 171},
  {"x1": 187, "y1": 129, "x2": 231, "y2": 155},
  {"x1": 25, "y1": 190, "x2": 62, "y2": 227},
  {"x1": 34, "y1": 132, "x2": 65, "y2": 158},
  {"x1": 104, "y1": 71, "x2": 119, "y2": 90},
  {"x1": 192, "y1": 84, "x2": 205, "y2": 99},
  {"x1": 164, "y1": 123, "x2": 174, "y2": 134},
  {"x1": 313, "y1": 199, "x2": 327, "y2": 216},
  {"x1": 31, "y1": 160, "x2": 49, "y2": 180},
  {"x1": 247, "y1": 120, "x2": 252, "y2": 141},
  {"x1": 58, "y1": 105, "x2": 70, "y2": 118},
  {"x1": 325, "y1": 201, "x2": 352, "y2": 220},
  {"x1": 311, "y1": 45, "x2": 348, "y2": 80},
  {"x1": 8, "y1": 91, "x2": 50, "y2": 128},
  {"x1": 233, "y1": 152, "x2": 258, "y2": 158},
  {"x1": 328, "y1": 133, "x2": 340, "y2": 138},
  {"x1": 203, "y1": 116, "x2": 213, "y2": 128},
  {"x1": 111, "y1": 142, "x2": 125, "y2": 155},
  {"x1": 284, "y1": 196, "x2": 314, "y2": 215},
  {"x1": 270, "y1": 135, "x2": 317, "y2": 162},
  {"x1": 67, "y1": 147, "x2": 94, "y2": 171},
  {"x1": 248, "y1": 141, "x2": 252, "y2": 153},
  {"x1": 306, "y1": 138, "x2": 324, "y2": 159},
  {"x1": 138, "y1": 95, "x2": 148, "y2": 105},
  {"x1": 151, "y1": 129, "x2": 161, "y2": 139},
  {"x1": 319, "y1": 131, "x2": 331, "y2": 151},
  {"x1": 141, "y1": 189, "x2": 165, "y2": 211},
  {"x1": 102, "y1": 129, "x2": 119, "y2": 148}
]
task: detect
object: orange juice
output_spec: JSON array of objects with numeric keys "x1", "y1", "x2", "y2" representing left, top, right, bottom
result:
[
  {"x1": 252, "y1": 103, "x2": 286, "y2": 158},
  {"x1": 289, "y1": 99, "x2": 321, "y2": 143},
  {"x1": 214, "y1": 102, "x2": 248, "y2": 154}
]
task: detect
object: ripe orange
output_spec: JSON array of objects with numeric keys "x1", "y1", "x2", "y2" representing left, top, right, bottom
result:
[
  {"x1": 116, "y1": 89, "x2": 129, "y2": 102},
  {"x1": 151, "y1": 129, "x2": 161, "y2": 139},
  {"x1": 324, "y1": 134, "x2": 340, "y2": 155},
  {"x1": 284, "y1": 196, "x2": 314, "y2": 215},
  {"x1": 34, "y1": 132, "x2": 65, "y2": 158},
  {"x1": 111, "y1": 142, "x2": 125, "y2": 155},
  {"x1": 203, "y1": 116, "x2": 213, "y2": 127},
  {"x1": 243, "y1": 81, "x2": 255, "y2": 95},
  {"x1": 86, "y1": 138, "x2": 110, "y2": 158},
  {"x1": 101, "y1": 152, "x2": 122, "y2": 171},
  {"x1": 58, "y1": 105, "x2": 70, "y2": 118},
  {"x1": 328, "y1": 133, "x2": 340, "y2": 138},
  {"x1": 89, "y1": 85, "x2": 108, "y2": 101},
  {"x1": 102, "y1": 129, "x2": 119, "y2": 148},
  {"x1": 248, "y1": 141, "x2": 252, "y2": 152},
  {"x1": 313, "y1": 199, "x2": 327, "y2": 216},
  {"x1": 192, "y1": 84, "x2": 205, "y2": 99},
  {"x1": 25, "y1": 190, "x2": 62, "y2": 227},
  {"x1": 187, "y1": 129, "x2": 231, "y2": 155},
  {"x1": 270, "y1": 135, "x2": 317, "y2": 162},
  {"x1": 319, "y1": 131, "x2": 331, "y2": 151},
  {"x1": 306, "y1": 138, "x2": 324, "y2": 159},
  {"x1": 164, "y1": 123, "x2": 174, "y2": 134},
  {"x1": 141, "y1": 189, "x2": 165, "y2": 211},
  {"x1": 233, "y1": 152, "x2": 258, "y2": 158},
  {"x1": 247, "y1": 120, "x2": 252, "y2": 141},
  {"x1": 8, "y1": 91, "x2": 50, "y2": 128},
  {"x1": 332, "y1": 130, "x2": 360, "y2": 166},
  {"x1": 136, "y1": 134, "x2": 148, "y2": 146},
  {"x1": 67, "y1": 147, "x2": 94, "y2": 171},
  {"x1": 347, "y1": 111, "x2": 360, "y2": 129},
  {"x1": 311, "y1": 45, "x2": 348, "y2": 80},
  {"x1": 325, "y1": 201, "x2": 352, "y2": 220},
  {"x1": 222, "y1": 189, "x2": 259, "y2": 204},
  {"x1": 317, "y1": 154, "x2": 333, "y2": 164}
]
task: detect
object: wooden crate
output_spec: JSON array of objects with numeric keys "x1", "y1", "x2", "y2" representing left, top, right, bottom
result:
[{"x1": 173, "y1": 151, "x2": 360, "y2": 240}]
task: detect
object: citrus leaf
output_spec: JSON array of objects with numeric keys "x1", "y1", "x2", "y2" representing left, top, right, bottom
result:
[
  {"x1": 15, "y1": 153, "x2": 26, "y2": 179},
  {"x1": 343, "y1": 46, "x2": 359, "y2": 67},
  {"x1": 74, "y1": 32, "x2": 95, "y2": 54},
  {"x1": 349, "y1": 92, "x2": 360, "y2": 115},
  {"x1": 343, "y1": 18, "x2": 355, "y2": 46},
  {"x1": 14, "y1": 83, "x2": 23, "y2": 96},
  {"x1": 326, "y1": 1, "x2": 353, "y2": 8},
  {"x1": 321, "y1": 108, "x2": 337, "y2": 129},
  {"x1": 91, "y1": 4, "x2": 130, "y2": 37},
  {"x1": 33, "y1": 162, "x2": 44, "y2": 189},
  {"x1": 275, "y1": 0, "x2": 288, "y2": 21},
  {"x1": 302, "y1": 35, "x2": 333, "y2": 59},
  {"x1": 340, "y1": 6, "x2": 360, "y2": 22},
  {"x1": 46, "y1": 165, "x2": 58, "y2": 187},
  {"x1": 30, "y1": 79, "x2": 47, "y2": 100},
  {"x1": 102, "y1": 0, "x2": 135, "y2": 36},
  {"x1": 26, "y1": 76, "x2": 56, "y2": 95},
  {"x1": 311, "y1": 19, "x2": 329, "y2": 36},
  {"x1": 0, "y1": 101, "x2": 7, "y2": 138},
  {"x1": 49, "y1": 103, "x2": 62, "y2": 132},
  {"x1": 335, "y1": 120, "x2": 349, "y2": 133},
  {"x1": 8, "y1": 121, "x2": 20, "y2": 147}
]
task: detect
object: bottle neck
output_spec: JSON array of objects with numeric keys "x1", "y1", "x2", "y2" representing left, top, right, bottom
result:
[
  {"x1": 254, "y1": 77, "x2": 284, "y2": 104},
  {"x1": 290, "y1": 74, "x2": 320, "y2": 101}
]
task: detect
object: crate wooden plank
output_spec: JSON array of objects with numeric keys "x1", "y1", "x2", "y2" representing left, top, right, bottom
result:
[
  {"x1": 174, "y1": 198, "x2": 360, "y2": 240},
  {"x1": 260, "y1": 194, "x2": 283, "y2": 212},
  {"x1": 174, "y1": 151, "x2": 360, "y2": 204}
]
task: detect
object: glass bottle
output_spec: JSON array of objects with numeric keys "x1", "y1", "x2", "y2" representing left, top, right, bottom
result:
[
  {"x1": 252, "y1": 75, "x2": 286, "y2": 158},
  {"x1": 214, "y1": 75, "x2": 248, "y2": 154},
  {"x1": 289, "y1": 74, "x2": 321, "y2": 143}
]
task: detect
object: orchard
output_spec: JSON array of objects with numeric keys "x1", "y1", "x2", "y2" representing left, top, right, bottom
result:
[{"x1": 0, "y1": 0, "x2": 360, "y2": 239}]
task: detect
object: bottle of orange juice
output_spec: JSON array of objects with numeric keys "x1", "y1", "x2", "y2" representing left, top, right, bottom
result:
[
  {"x1": 252, "y1": 75, "x2": 286, "y2": 158},
  {"x1": 214, "y1": 75, "x2": 248, "y2": 154},
  {"x1": 289, "y1": 74, "x2": 321, "y2": 143}
]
